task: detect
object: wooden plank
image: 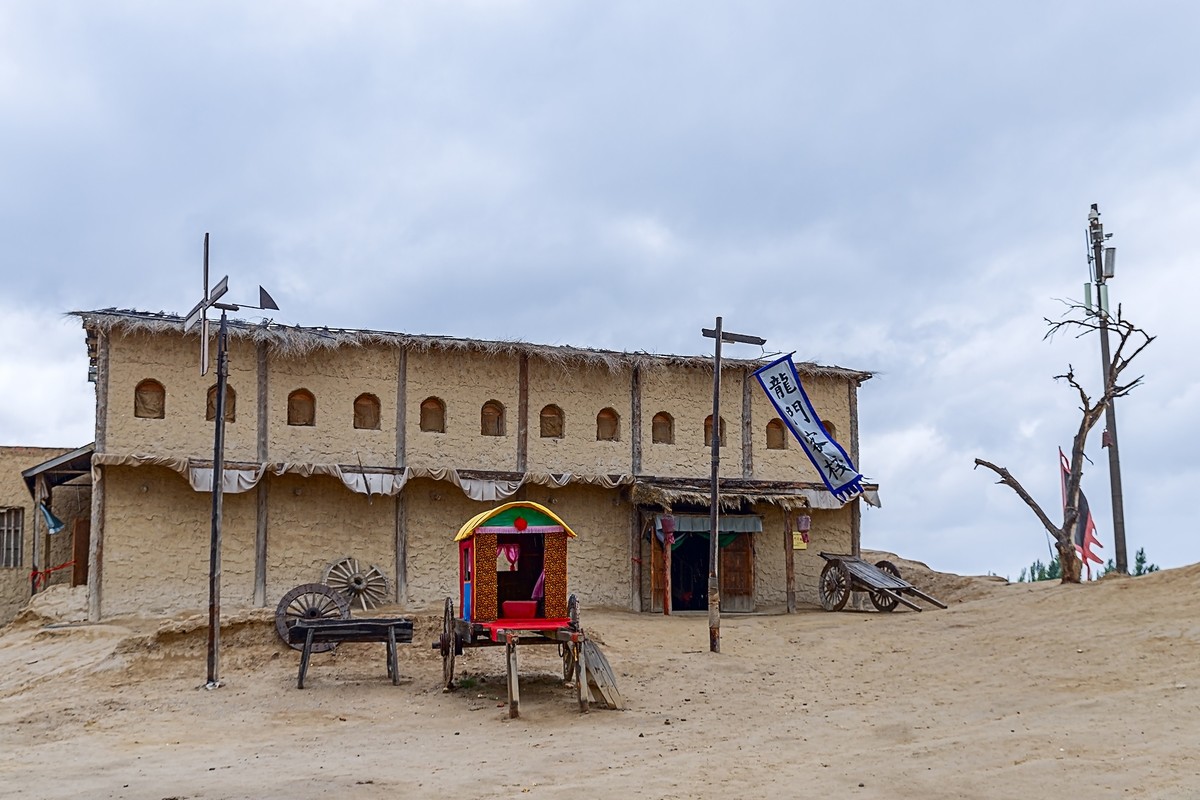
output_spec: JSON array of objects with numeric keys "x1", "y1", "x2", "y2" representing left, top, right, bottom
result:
[
  {"x1": 395, "y1": 495, "x2": 406, "y2": 604},
  {"x1": 741, "y1": 367, "x2": 753, "y2": 479},
  {"x1": 254, "y1": 482, "x2": 268, "y2": 607},
  {"x1": 784, "y1": 513, "x2": 796, "y2": 614},
  {"x1": 395, "y1": 348, "x2": 407, "y2": 468},
  {"x1": 516, "y1": 354, "x2": 528, "y2": 472},
  {"x1": 630, "y1": 366, "x2": 642, "y2": 475},
  {"x1": 506, "y1": 634, "x2": 520, "y2": 719},
  {"x1": 582, "y1": 640, "x2": 623, "y2": 710},
  {"x1": 253, "y1": 342, "x2": 269, "y2": 607}
]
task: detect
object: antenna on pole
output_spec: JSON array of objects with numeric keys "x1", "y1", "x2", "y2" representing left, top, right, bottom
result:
[{"x1": 184, "y1": 233, "x2": 280, "y2": 689}]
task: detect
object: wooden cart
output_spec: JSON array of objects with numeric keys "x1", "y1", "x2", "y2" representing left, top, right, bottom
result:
[
  {"x1": 817, "y1": 552, "x2": 947, "y2": 612},
  {"x1": 435, "y1": 501, "x2": 622, "y2": 718}
]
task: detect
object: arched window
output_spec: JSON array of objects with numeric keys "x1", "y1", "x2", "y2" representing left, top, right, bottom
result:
[
  {"x1": 134, "y1": 379, "x2": 165, "y2": 419},
  {"x1": 354, "y1": 393, "x2": 381, "y2": 430},
  {"x1": 704, "y1": 415, "x2": 726, "y2": 448},
  {"x1": 420, "y1": 397, "x2": 446, "y2": 433},
  {"x1": 596, "y1": 408, "x2": 620, "y2": 441},
  {"x1": 540, "y1": 404, "x2": 564, "y2": 439},
  {"x1": 766, "y1": 418, "x2": 787, "y2": 450},
  {"x1": 206, "y1": 384, "x2": 236, "y2": 422},
  {"x1": 652, "y1": 412, "x2": 674, "y2": 444},
  {"x1": 822, "y1": 420, "x2": 838, "y2": 441},
  {"x1": 287, "y1": 389, "x2": 316, "y2": 426},
  {"x1": 481, "y1": 400, "x2": 505, "y2": 436}
]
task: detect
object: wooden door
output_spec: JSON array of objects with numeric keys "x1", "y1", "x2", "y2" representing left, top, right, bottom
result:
[
  {"x1": 71, "y1": 519, "x2": 90, "y2": 587},
  {"x1": 649, "y1": 534, "x2": 664, "y2": 613},
  {"x1": 721, "y1": 533, "x2": 754, "y2": 612}
]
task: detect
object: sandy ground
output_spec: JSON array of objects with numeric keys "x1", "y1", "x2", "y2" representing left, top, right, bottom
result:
[{"x1": 1, "y1": 554, "x2": 1198, "y2": 800}]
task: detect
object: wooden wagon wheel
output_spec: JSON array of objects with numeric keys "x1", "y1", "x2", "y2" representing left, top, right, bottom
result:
[
  {"x1": 560, "y1": 642, "x2": 577, "y2": 682},
  {"x1": 323, "y1": 557, "x2": 390, "y2": 611},
  {"x1": 870, "y1": 560, "x2": 902, "y2": 612},
  {"x1": 818, "y1": 560, "x2": 851, "y2": 612},
  {"x1": 274, "y1": 583, "x2": 351, "y2": 652},
  {"x1": 440, "y1": 597, "x2": 456, "y2": 691}
]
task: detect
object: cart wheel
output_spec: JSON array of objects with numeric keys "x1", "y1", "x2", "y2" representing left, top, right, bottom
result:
[
  {"x1": 560, "y1": 642, "x2": 577, "y2": 682},
  {"x1": 870, "y1": 560, "x2": 902, "y2": 612},
  {"x1": 440, "y1": 597, "x2": 456, "y2": 691},
  {"x1": 818, "y1": 561, "x2": 851, "y2": 612},
  {"x1": 275, "y1": 583, "x2": 351, "y2": 652},
  {"x1": 323, "y1": 557, "x2": 390, "y2": 611}
]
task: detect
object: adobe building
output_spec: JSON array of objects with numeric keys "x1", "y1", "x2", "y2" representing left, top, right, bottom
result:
[
  {"x1": 58, "y1": 308, "x2": 878, "y2": 622},
  {"x1": 0, "y1": 445, "x2": 92, "y2": 625}
]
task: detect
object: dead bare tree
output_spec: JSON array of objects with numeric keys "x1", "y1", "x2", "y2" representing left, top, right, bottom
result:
[{"x1": 974, "y1": 302, "x2": 1154, "y2": 583}]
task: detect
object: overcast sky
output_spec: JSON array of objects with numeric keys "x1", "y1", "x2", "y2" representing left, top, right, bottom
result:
[{"x1": 2, "y1": 1, "x2": 1198, "y2": 580}]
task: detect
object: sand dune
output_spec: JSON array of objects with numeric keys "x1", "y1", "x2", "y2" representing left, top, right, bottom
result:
[{"x1": 1, "y1": 558, "x2": 1197, "y2": 799}]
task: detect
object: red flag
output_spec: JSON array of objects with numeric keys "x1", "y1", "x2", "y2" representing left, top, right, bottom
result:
[{"x1": 1059, "y1": 448, "x2": 1104, "y2": 578}]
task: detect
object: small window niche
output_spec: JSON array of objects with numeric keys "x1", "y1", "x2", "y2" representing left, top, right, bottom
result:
[
  {"x1": 420, "y1": 397, "x2": 446, "y2": 433},
  {"x1": 206, "y1": 384, "x2": 236, "y2": 422},
  {"x1": 288, "y1": 389, "x2": 316, "y2": 426},
  {"x1": 596, "y1": 408, "x2": 620, "y2": 441},
  {"x1": 354, "y1": 393, "x2": 381, "y2": 430},
  {"x1": 540, "y1": 404, "x2": 564, "y2": 439},
  {"x1": 704, "y1": 415, "x2": 726, "y2": 448},
  {"x1": 766, "y1": 418, "x2": 787, "y2": 450},
  {"x1": 651, "y1": 411, "x2": 674, "y2": 444},
  {"x1": 134, "y1": 379, "x2": 166, "y2": 419},
  {"x1": 481, "y1": 400, "x2": 506, "y2": 437}
]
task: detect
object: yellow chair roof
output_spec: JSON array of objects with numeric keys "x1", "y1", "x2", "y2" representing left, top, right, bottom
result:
[{"x1": 453, "y1": 500, "x2": 578, "y2": 542}]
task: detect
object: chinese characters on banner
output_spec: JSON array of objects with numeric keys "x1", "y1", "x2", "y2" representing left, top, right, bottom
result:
[{"x1": 753, "y1": 353, "x2": 864, "y2": 503}]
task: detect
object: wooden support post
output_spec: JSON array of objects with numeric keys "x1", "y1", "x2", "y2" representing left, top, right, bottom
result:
[
  {"x1": 87, "y1": 330, "x2": 109, "y2": 622},
  {"x1": 506, "y1": 633, "x2": 520, "y2": 719},
  {"x1": 630, "y1": 366, "x2": 642, "y2": 475},
  {"x1": 663, "y1": 516, "x2": 672, "y2": 616},
  {"x1": 576, "y1": 639, "x2": 591, "y2": 713},
  {"x1": 784, "y1": 512, "x2": 796, "y2": 613},
  {"x1": 517, "y1": 354, "x2": 529, "y2": 472},
  {"x1": 254, "y1": 342, "x2": 269, "y2": 606}
]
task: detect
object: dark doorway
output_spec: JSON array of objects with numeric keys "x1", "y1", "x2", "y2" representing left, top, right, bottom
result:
[{"x1": 671, "y1": 535, "x2": 708, "y2": 611}]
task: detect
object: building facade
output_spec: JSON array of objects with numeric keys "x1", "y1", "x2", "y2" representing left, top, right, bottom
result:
[{"x1": 71, "y1": 309, "x2": 878, "y2": 621}]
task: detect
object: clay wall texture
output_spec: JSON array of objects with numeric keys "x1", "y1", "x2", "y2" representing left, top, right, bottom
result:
[
  {"x1": 639, "y1": 365, "x2": 746, "y2": 479},
  {"x1": 104, "y1": 332, "x2": 260, "y2": 462},
  {"x1": 268, "y1": 347, "x2": 398, "y2": 465},
  {"x1": 264, "y1": 472, "x2": 395, "y2": 603},
  {"x1": 101, "y1": 465, "x2": 257, "y2": 617},
  {"x1": 526, "y1": 361, "x2": 633, "y2": 475},
  {"x1": 405, "y1": 349, "x2": 518, "y2": 473}
]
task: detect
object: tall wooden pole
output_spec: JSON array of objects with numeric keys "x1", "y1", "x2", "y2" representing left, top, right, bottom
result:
[
  {"x1": 1088, "y1": 204, "x2": 1128, "y2": 574},
  {"x1": 707, "y1": 317, "x2": 723, "y2": 652},
  {"x1": 207, "y1": 309, "x2": 229, "y2": 688},
  {"x1": 701, "y1": 319, "x2": 766, "y2": 654}
]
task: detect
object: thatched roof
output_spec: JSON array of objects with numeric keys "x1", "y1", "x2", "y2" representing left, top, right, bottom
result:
[{"x1": 72, "y1": 308, "x2": 873, "y2": 381}]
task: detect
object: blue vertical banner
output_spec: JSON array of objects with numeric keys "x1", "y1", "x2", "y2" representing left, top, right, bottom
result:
[{"x1": 753, "y1": 353, "x2": 864, "y2": 503}]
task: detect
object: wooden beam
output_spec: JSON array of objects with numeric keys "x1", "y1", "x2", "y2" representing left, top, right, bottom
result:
[
  {"x1": 395, "y1": 349, "x2": 407, "y2": 469},
  {"x1": 394, "y1": 494, "x2": 406, "y2": 604},
  {"x1": 630, "y1": 366, "x2": 642, "y2": 475},
  {"x1": 254, "y1": 342, "x2": 269, "y2": 607},
  {"x1": 741, "y1": 367, "x2": 753, "y2": 479},
  {"x1": 784, "y1": 512, "x2": 796, "y2": 613},
  {"x1": 516, "y1": 353, "x2": 529, "y2": 472}
]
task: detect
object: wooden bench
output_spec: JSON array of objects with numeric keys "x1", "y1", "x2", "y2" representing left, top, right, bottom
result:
[{"x1": 287, "y1": 618, "x2": 415, "y2": 689}]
